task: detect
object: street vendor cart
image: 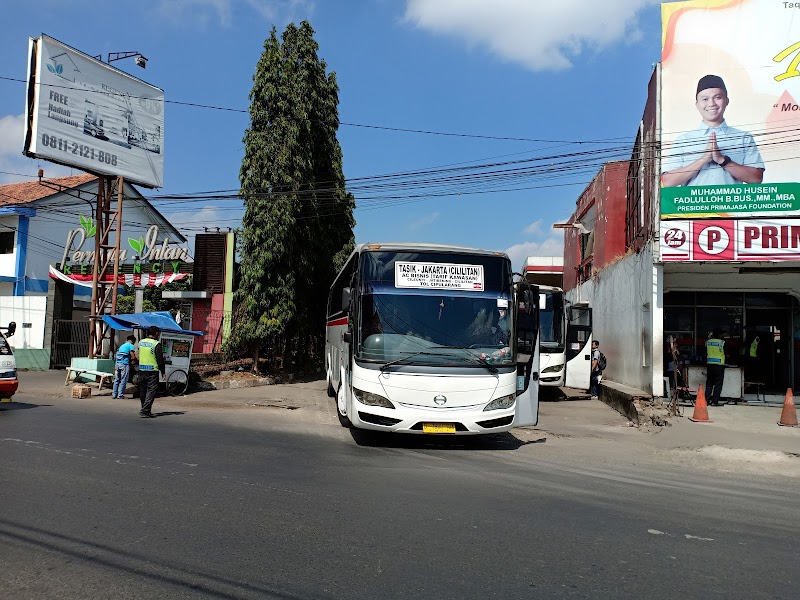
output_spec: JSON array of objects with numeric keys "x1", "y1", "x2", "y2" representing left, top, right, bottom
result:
[{"x1": 103, "y1": 311, "x2": 203, "y2": 396}]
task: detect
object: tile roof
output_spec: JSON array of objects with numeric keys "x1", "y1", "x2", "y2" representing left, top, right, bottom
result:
[{"x1": 0, "y1": 174, "x2": 97, "y2": 206}]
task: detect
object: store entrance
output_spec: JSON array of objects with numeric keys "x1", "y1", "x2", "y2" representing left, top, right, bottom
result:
[
  {"x1": 744, "y1": 308, "x2": 792, "y2": 393},
  {"x1": 663, "y1": 291, "x2": 799, "y2": 397}
]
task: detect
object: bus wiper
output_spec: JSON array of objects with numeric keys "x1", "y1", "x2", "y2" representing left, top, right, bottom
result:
[
  {"x1": 430, "y1": 346, "x2": 499, "y2": 373},
  {"x1": 379, "y1": 349, "x2": 498, "y2": 374},
  {"x1": 380, "y1": 351, "x2": 441, "y2": 372}
]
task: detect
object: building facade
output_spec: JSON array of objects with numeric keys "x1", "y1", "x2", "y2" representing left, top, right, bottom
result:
[
  {"x1": 563, "y1": 1, "x2": 800, "y2": 403},
  {"x1": 0, "y1": 174, "x2": 188, "y2": 368}
]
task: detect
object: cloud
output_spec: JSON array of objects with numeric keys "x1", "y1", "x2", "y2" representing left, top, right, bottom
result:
[
  {"x1": 404, "y1": 0, "x2": 656, "y2": 71},
  {"x1": 505, "y1": 237, "x2": 563, "y2": 272},
  {"x1": 522, "y1": 219, "x2": 543, "y2": 236},
  {"x1": 0, "y1": 113, "x2": 74, "y2": 185},
  {"x1": 155, "y1": 0, "x2": 314, "y2": 28},
  {"x1": 409, "y1": 210, "x2": 439, "y2": 230}
]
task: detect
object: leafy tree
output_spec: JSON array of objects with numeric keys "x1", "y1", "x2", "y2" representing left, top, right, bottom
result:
[{"x1": 232, "y1": 21, "x2": 354, "y2": 370}]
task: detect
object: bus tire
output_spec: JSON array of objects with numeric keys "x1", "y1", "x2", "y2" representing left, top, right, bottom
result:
[{"x1": 336, "y1": 385, "x2": 352, "y2": 428}]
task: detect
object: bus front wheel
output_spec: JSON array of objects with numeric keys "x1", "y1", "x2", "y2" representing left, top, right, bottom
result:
[{"x1": 336, "y1": 385, "x2": 352, "y2": 428}]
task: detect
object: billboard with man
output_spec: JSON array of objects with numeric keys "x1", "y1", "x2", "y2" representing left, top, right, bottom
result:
[
  {"x1": 660, "y1": 0, "x2": 800, "y2": 219},
  {"x1": 24, "y1": 35, "x2": 164, "y2": 188}
]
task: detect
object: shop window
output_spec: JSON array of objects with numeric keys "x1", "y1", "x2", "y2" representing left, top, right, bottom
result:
[
  {"x1": 0, "y1": 231, "x2": 14, "y2": 254},
  {"x1": 664, "y1": 291, "x2": 695, "y2": 306},
  {"x1": 745, "y1": 293, "x2": 790, "y2": 308},
  {"x1": 696, "y1": 292, "x2": 743, "y2": 306}
]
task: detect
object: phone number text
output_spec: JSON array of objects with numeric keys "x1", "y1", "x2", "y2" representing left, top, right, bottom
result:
[{"x1": 40, "y1": 134, "x2": 118, "y2": 166}]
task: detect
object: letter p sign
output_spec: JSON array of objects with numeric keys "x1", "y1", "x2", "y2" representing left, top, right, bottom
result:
[{"x1": 694, "y1": 221, "x2": 734, "y2": 260}]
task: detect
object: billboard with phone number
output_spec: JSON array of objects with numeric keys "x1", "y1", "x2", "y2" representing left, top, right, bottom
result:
[{"x1": 24, "y1": 34, "x2": 164, "y2": 188}]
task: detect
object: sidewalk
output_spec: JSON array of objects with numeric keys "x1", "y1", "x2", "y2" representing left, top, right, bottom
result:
[{"x1": 9, "y1": 371, "x2": 798, "y2": 457}]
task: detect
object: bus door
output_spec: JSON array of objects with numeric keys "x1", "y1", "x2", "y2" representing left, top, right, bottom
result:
[
  {"x1": 514, "y1": 285, "x2": 540, "y2": 426},
  {"x1": 565, "y1": 306, "x2": 592, "y2": 390}
]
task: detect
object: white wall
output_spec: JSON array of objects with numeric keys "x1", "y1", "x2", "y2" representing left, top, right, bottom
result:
[
  {"x1": 0, "y1": 296, "x2": 48, "y2": 349},
  {"x1": 566, "y1": 245, "x2": 658, "y2": 393}
]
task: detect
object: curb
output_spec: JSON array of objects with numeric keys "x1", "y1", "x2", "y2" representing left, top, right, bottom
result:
[{"x1": 202, "y1": 377, "x2": 277, "y2": 390}]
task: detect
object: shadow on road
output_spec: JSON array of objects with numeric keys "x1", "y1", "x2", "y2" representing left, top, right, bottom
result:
[
  {"x1": 152, "y1": 411, "x2": 186, "y2": 417},
  {"x1": 349, "y1": 428, "x2": 545, "y2": 451},
  {"x1": 0, "y1": 402, "x2": 50, "y2": 411},
  {"x1": 539, "y1": 387, "x2": 591, "y2": 402}
]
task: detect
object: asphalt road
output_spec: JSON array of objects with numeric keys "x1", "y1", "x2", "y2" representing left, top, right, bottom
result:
[{"x1": 1, "y1": 386, "x2": 798, "y2": 599}]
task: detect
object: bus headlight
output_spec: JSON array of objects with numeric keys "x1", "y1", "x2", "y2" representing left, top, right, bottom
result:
[
  {"x1": 353, "y1": 388, "x2": 395, "y2": 409},
  {"x1": 484, "y1": 393, "x2": 516, "y2": 411},
  {"x1": 0, "y1": 369, "x2": 16, "y2": 379},
  {"x1": 542, "y1": 364, "x2": 564, "y2": 373}
]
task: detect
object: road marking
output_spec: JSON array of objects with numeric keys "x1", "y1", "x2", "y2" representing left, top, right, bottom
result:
[
  {"x1": 684, "y1": 534, "x2": 714, "y2": 541},
  {"x1": 648, "y1": 529, "x2": 665, "y2": 535}
]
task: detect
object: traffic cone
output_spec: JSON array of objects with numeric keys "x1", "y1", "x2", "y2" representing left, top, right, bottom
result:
[
  {"x1": 689, "y1": 384, "x2": 713, "y2": 423},
  {"x1": 777, "y1": 389, "x2": 798, "y2": 427}
]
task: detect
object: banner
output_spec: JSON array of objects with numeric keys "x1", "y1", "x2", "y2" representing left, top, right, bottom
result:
[
  {"x1": 24, "y1": 35, "x2": 164, "y2": 188},
  {"x1": 49, "y1": 265, "x2": 188, "y2": 287},
  {"x1": 660, "y1": 218, "x2": 800, "y2": 261},
  {"x1": 660, "y1": 0, "x2": 800, "y2": 219}
]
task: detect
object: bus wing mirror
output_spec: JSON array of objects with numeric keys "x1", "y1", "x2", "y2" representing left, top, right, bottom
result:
[
  {"x1": 6, "y1": 322, "x2": 16, "y2": 337},
  {"x1": 341, "y1": 287, "x2": 352, "y2": 313}
]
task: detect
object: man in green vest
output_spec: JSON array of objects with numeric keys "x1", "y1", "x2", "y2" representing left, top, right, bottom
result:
[
  {"x1": 138, "y1": 325, "x2": 165, "y2": 418},
  {"x1": 740, "y1": 325, "x2": 760, "y2": 380},
  {"x1": 705, "y1": 330, "x2": 726, "y2": 406}
]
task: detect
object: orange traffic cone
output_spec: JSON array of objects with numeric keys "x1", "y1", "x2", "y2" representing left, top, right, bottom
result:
[
  {"x1": 778, "y1": 389, "x2": 798, "y2": 427},
  {"x1": 689, "y1": 384, "x2": 713, "y2": 423}
]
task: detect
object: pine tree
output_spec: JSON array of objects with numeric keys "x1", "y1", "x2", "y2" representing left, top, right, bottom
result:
[{"x1": 232, "y1": 21, "x2": 354, "y2": 370}]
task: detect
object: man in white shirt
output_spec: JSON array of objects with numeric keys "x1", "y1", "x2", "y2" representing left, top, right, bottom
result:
[{"x1": 662, "y1": 74, "x2": 765, "y2": 187}]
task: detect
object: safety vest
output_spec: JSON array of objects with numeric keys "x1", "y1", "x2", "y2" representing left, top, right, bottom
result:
[
  {"x1": 706, "y1": 338, "x2": 725, "y2": 365},
  {"x1": 740, "y1": 336, "x2": 760, "y2": 358},
  {"x1": 138, "y1": 337, "x2": 160, "y2": 371}
]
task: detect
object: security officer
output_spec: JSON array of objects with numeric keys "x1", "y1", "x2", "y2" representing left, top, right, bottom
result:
[
  {"x1": 137, "y1": 325, "x2": 165, "y2": 418},
  {"x1": 740, "y1": 325, "x2": 760, "y2": 380},
  {"x1": 705, "y1": 330, "x2": 726, "y2": 406}
]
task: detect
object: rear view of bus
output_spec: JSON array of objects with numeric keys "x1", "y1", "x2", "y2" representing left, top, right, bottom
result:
[{"x1": 325, "y1": 244, "x2": 539, "y2": 435}]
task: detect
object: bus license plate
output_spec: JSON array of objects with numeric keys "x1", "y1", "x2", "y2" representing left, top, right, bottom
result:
[{"x1": 423, "y1": 422, "x2": 456, "y2": 434}]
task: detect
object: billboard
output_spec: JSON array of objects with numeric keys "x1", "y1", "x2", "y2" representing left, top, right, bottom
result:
[
  {"x1": 660, "y1": 218, "x2": 800, "y2": 261},
  {"x1": 660, "y1": 0, "x2": 800, "y2": 219},
  {"x1": 24, "y1": 35, "x2": 164, "y2": 188}
]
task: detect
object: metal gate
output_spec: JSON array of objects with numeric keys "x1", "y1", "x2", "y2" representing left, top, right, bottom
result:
[{"x1": 52, "y1": 319, "x2": 90, "y2": 368}]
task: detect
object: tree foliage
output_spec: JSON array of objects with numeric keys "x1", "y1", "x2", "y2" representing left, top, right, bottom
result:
[{"x1": 231, "y1": 21, "x2": 355, "y2": 369}]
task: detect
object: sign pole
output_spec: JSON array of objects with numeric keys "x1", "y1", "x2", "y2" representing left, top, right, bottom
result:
[{"x1": 88, "y1": 176, "x2": 124, "y2": 358}]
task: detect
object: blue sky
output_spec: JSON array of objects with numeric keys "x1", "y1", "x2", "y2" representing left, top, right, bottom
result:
[{"x1": 0, "y1": 0, "x2": 663, "y2": 269}]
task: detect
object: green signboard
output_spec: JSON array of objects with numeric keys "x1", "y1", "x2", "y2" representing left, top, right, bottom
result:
[{"x1": 661, "y1": 183, "x2": 800, "y2": 219}]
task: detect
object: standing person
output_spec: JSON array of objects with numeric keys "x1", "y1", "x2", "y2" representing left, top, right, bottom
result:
[
  {"x1": 661, "y1": 74, "x2": 765, "y2": 187},
  {"x1": 705, "y1": 330, "x2": 726, "y2": 406},
  {"x1": 112, "y1": 335, "x2": 137, "y2": 399},
  {"x1": 137, "y1": 326, "x2": 165, "y2": 418},
  {"x1": 590, "y1": 340, "x2": 601, "y2": 399}
]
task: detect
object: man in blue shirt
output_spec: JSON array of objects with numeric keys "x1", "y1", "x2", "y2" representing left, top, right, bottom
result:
[
  {"x1": 662, "y1": 74, "x2": 765, "y2": 187},
  {"x1": 112, "y1": 335, "x2": 137, "y2": 399}
]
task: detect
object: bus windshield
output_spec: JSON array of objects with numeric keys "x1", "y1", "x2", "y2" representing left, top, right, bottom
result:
[
  {"x1": 358, "y1": 292, "x2": 514, "y2": 367},
  {"x1": 540, "y1": 289, "x2": 565, "y2": 352}
]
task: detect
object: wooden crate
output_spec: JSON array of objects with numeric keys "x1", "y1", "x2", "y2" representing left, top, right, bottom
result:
[{"x1": 71, "y1": 384, "x2": 91, "y2": 399}]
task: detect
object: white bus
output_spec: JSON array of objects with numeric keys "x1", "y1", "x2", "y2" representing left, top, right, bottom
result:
[
  {"x1": 535, "y1": 285, "x2": 593, "y2": 390},
  {"x1": 325, "y1": 243, "x2": 540, "y2": 434}
]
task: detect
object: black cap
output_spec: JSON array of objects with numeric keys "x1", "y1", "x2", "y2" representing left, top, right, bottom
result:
[{"x1": 696, "y1": 74, "x2": 726, "y2": 97}]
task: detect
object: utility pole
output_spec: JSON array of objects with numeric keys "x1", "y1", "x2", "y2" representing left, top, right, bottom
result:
[{"x1": 88, "y1": 176, "x2": 123, "y2": 358}]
